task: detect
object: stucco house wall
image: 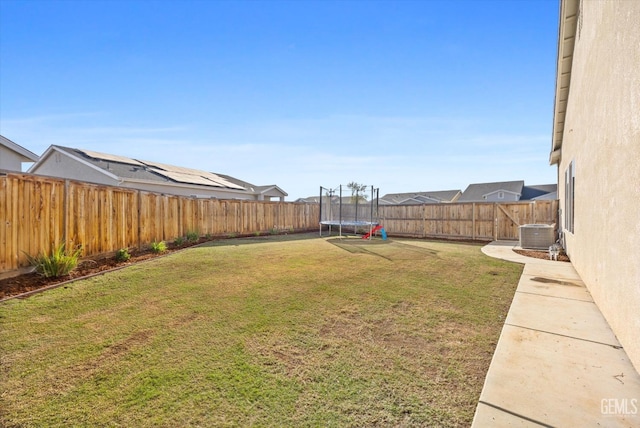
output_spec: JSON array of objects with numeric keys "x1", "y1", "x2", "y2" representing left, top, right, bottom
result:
[
  {"x1": 116, "y1": 180, "x2": 252, "y2": 199},
  {"x1": 28, "y1": 145, "x2": 287, "y2": 201},
  {"x1": 0, "y1": 135, "x2": 40, "y2": 172},
  {"x1": 33, "y1": 150, "x2": 120, "y2": 186},
  {"x1": 31, "y1": 152, "x2": 254, "y2": 199},
  {"x1": 482, "y1": 190, "x2": 520, "y2": 202},
  {"x1": 0, "y1": 149, "x2": 26, "y2": 171},
  {"x1": 553, "y1": 0, "x2": 640, "y2": 371}
]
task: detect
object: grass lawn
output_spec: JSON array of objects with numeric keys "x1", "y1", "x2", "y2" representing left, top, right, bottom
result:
[{"x1": 0, "y1": 234, "x2": 522, "y2": 427}]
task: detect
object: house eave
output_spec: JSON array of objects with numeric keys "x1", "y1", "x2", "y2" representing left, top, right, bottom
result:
[
  {"x1": 256, "y1": 185, "x2": 288, "y2": 197},
  {"x1": 0, "y1": 135, "x2": 40, "y2": 162},
  {"x1": 121, "y1": 177, "x2": 252, "y2": 195},
  {"x1": 482, "y1": 189, "x2": 521, "y2": 199},
  {"x1": 28, "y1": 146, "x2": 121, "y2": 181},
  {"x1": 551, "y1": 0, "x2": 579, "y2": 166}
]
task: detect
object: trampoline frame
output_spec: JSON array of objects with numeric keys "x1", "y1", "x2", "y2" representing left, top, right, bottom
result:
[{"x1": 319, "y1": 185, "x2": 379, "y2": 238}]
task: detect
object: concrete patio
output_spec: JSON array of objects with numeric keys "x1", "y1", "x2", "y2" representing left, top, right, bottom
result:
[{"x1": 473, "y1": 241, "x2": 640, "y2": 427}]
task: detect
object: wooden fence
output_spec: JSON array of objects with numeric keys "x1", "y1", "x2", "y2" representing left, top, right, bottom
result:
[
  {"x1": 0, "y1": 172, "x2": 559, "y2": 276},
  {"x1": 0, "y1": 173, "x2": 319, "y2": 275},
  {"x1": 379, "y1": 200, "x2": 558, "y2": 241}
]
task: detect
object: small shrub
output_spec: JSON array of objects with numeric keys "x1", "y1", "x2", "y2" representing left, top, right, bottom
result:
[
  {"x1": 269, "y1": 228, "x2": 279, "y2": 235},
  {"x1": 115, "y1": 248, "x2": 131, "y2": 262},
  {"x1": 25, "y1": 243, "x2": 82, "y2": 278},
  {"x1": 228, "y1": 233, "x2": 237, "y2": 239},
  {"x1": 174, "y1": 236, "x2": 185, "y2": 246},
  {"x1": 254, "y1": 231, "x2": 261, "y2": 237},
  {"x1": 186, "y1": 231, "x2": 199, "y2": 242},
  {"x1": 204, "y1": 233, "x2": 213, "y2": 240},
  {"x1": 150, "y1": 241, "x2": 167, "y2": 253}
]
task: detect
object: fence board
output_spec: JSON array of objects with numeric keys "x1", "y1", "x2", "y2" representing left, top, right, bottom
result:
[
  {"x1": 1, "y1": 173, "x2": 555, "y2": 276},
  {"x1": 379, "y1": 201, "x2": 557, "y2": 241},
  {"x1": 0, "y1": 174, "x2": 321, "y2": 275},
  {"x1": 0, "y1": 177, "x2": 6, "y2": 271}
]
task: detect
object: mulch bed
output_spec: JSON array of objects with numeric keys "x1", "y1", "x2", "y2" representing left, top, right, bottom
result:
[
  {"x1": 0, "y1": 239, "x2": 209, "y2": 301},
  {"x1": 513, "y1": 248, "x2": 570, "y2": 262}
]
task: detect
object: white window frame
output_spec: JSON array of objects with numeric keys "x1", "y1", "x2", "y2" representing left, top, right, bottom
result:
[{"x1": 565, "y1": 160, "x2": 575, "y2": 233}]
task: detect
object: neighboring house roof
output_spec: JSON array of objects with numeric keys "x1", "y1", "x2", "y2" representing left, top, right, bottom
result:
[
  {"x1": 295, "y1": 196, "x2": 321, "y2": 203},
  {"x1": 380, "y1": 190, "x2": 461, "y2": 205},
  {"x1": 50, "y1": 146, "x2": 168, "y2": 182},
  {"x1": 216, "y1": 174, "x2": 288, "y2": 198},
  {"x1": 337, "y1": 196, "x2": 369, "y2": 204},
  {"x1": 42, "y1": 146, "x2": 245, "y2": 190},
  {"x1": 296, "y1": 195, "x2": 371, "y2": 204},
  {"x1": 304, "y1": 183, "x2": 556, "y2": 205},
  {"x1": 532, "y1": 190, "x2": 558, "y2": 201},
  {"x1": 458, "y1": 180, "x2": 525, "y2": 202},
  {"x1": 550, "y1": 0, "x2": 579, "y2": 165},
  {"x1": 521, "y1": 184, "x2": 558, "y2": 200},
  {"x1": 28, "y1": 145, "x2": 286, "y2": 199},
  {"x1": 0, "y1": 135, "x2": 40, "y2": 162}
]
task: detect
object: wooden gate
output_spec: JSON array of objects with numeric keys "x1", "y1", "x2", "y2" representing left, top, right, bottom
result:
[{"x1": 494, "y1": 202, "x2": 557, "y2": 240}]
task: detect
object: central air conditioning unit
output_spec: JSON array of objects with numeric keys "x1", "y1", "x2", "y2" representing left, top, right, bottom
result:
[{"x1": 519, "y1": 224, "x2": 555, "y2": 250}]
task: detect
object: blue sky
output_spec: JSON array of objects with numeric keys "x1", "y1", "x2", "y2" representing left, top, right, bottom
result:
[{"x1": 0, "y1": 0, "x2": 559, "y2": 200}]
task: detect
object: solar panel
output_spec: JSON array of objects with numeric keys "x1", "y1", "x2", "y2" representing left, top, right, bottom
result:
[
  {"x1": 139, "y1": 159, "x2": 201, "y2": 175},
  {"x1": 80, "y1": 149, "x2": 145, "y2": 166},
  {"x1": 200, "y1": 173, "x2": 246, "y2": 190},
  {"x1": 159, "y1": 170, "x2": 225, "y2": 187},
  {"x1": 141, "y1": 159, "x2": 245, "y2": 190},
  {"x1": 77, "y1": 152, "x2": 245, "y2": 190}
]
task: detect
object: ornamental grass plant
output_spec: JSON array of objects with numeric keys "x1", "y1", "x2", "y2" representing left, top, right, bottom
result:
[{"x1": 24, "y1": 243, "x2": 83, "y2": 278}]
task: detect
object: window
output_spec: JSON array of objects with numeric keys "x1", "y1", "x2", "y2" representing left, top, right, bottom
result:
[
  {"x1": 498, "y1": 191, "x2": 504, "y2": 199},
  {"x1": 565, "y1": 160, "x2": 575, "y2": 233}
]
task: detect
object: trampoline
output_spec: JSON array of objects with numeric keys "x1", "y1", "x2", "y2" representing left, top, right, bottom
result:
[
  {"x1": 320, "y1": 220, "x2": 378, "y2": 227},
  {"x1": 318, "y1": 185, "x2": 380, "y2": 238}
]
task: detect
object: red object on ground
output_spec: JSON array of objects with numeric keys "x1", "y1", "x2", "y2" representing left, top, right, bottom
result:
[{"x1": 362, "y1": 225, "x2": 383, "y2": 239}]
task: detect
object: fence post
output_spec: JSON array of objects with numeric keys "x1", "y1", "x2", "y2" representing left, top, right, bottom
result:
[
  {"x1": 137, "y1": 190, "x2": 142, "y2": 250},
  {"x1": 493, "y1": 203, "x2": 498, "y2": 241},
  {"x1": 472, "y1": 203, "x2": 476, "y2": 241},
  {"x1": 178, "y1": 198, "x2": 182, "y2": 239},
  {"x1": 63, "y1": 179, "x2": 70, "y2": 251}
]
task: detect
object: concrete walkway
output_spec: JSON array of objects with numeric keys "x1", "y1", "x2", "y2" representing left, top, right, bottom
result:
[{"x1": 472, "y1": 241, "x2": 640, "y2": 427}]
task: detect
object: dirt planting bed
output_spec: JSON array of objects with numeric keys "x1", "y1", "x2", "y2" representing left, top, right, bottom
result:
[
  {"x1": 0, "y1": 240, "x2": 207, "y2": 300},
  {"x1": 513, "y1": 248, "x2": 570, "y2": 262}
]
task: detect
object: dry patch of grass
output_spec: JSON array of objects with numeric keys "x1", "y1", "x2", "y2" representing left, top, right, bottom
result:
[{"x1": 0, "y1": 235, "x2": 522, "y2": 427}]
